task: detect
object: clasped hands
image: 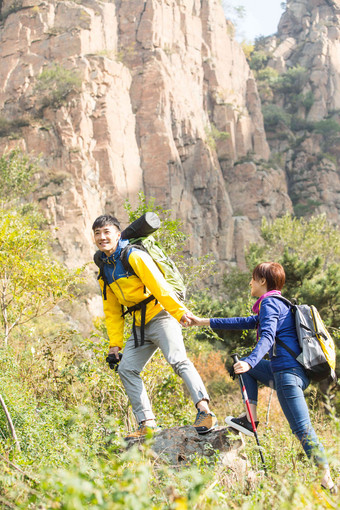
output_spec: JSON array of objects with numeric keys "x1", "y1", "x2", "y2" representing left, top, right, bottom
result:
[{"x1": 179, "y1": 312, "x2": 209, "y2": 327}]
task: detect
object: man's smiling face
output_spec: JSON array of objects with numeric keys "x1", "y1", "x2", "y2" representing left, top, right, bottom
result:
[{"x1": 93, "y1": 224, "x2": 121, "y2": 256}]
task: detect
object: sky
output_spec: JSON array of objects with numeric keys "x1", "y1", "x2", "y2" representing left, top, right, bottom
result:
[{"x1": 223, "y1": 0, "x2": 285, "y2": 42}]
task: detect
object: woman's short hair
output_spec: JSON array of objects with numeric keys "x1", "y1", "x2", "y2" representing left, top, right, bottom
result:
[
  {"x1": 92, "y1": 215, "x2": 121, "y2": 231},
  {"x1": 252, "y1": 262, "x2": 285, "y2": 291}
]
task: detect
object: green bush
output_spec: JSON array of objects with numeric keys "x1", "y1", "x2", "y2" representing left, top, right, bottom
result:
[
  {"x1": 290, "y1": 115, "x2": 314, "y2": 132},
  {"x1": 35, "y1": 64, "x2": 82, "y2": 109},
  {"x1": 205, "y1": 124, "x2": 230, "y2": 151},
  {"x1": 249, "y1": 50, "x2": 269, "y2": 71},
  {"x1": 274, "y1": 65, "x2": 308, "y2": 95},
  {"x1": 313, "y1": 118, "x2": 340, "y2": 138},
  {"x1": 0, "y1": 148, "x2": 38, "y2": 201},
  {"x1": 256, "y1": 67, "x2": 279, "y2": 84},
  {"x1": 262, "y1": 104, "x2": 291, "y2": 129},
  {"x1": 0, "y1": 116, "x2": 29, "y2": 138}
]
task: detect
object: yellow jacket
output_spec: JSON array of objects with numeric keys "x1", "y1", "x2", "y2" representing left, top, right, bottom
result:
[{"x1": 98, "y1": 240, "x2": 188, "y2": 348}]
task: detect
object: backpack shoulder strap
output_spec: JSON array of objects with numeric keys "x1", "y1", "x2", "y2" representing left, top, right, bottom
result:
[
  {"x1": 93, "y1": 249, "x2": 103, "y2": 270},
  {"x1": 267, "y1": 295, "x2": 294, "y2": 307},
  {"x1": 275, "y1": 337, "x2": 298, "y2": 359},
  {"x1": 93, "y1": 250, "x2": 108, "y2": 300},
  {"x1": 120, "y1": 244, "x2": 134, "y2": 273},
  {"x1": 269, "y1": 295, "x2": 298, "y2": 358},
  {"x1": 120, "y1": 242, "x2": 148, "y2": 274}
]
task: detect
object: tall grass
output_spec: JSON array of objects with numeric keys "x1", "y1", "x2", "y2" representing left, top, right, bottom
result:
[{"x1": 0, "y1": 327, "x2": 339, "y2": 509}]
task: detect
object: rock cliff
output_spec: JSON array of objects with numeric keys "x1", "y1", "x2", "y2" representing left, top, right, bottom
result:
[
  {"x1": 0, "y1": 0, "x2": 292, "y2": 278},
  {"x1": 259, "y1": 0, "x2": 340, "y2": 220}
]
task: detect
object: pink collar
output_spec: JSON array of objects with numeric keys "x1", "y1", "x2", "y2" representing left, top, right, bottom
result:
[{"x1": 252, "y1": 290, "x2": 282, "y2": 314}]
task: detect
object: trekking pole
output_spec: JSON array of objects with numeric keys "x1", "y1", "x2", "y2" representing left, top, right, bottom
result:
[{"x1": 231, "y1": 353, "x2": 267, "y2": 473}]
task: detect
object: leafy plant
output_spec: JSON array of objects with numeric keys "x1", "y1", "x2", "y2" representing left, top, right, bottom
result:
[
  {"x1": 248, "y1": 50, "x2": 269, "y2": 71},
  {"x1": 0, "y1": 148, "x2": 39, "y2": 203},
  {"x1": 35, "y1": 64, "x2": 82, "y2": 109},
  {"x1": 262, "y1": 104, "x2": 291, "y2": 129},
  {"x1": 274, "y1": 65, "x2": 308, "y2": 95},
  {"x1": 0, "y1": 116, "x2": 29, "y2": 139},
  {"x1": 0, "y1": 207, "x2": 83, "y2": 345},
  {"x1": 205, "y1": 124, "x2": 230, "y2": 151},
  {"x1": 313, "y1": 118, "x2": 340, "y2": 138}
]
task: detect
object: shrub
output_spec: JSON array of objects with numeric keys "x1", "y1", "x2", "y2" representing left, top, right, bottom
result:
[
  {"x1": 313, "y1": 119, "x2": 340, "y2": 138},
  {"x1": 290, "y1": 115, "x2": 314, "y2": 132},
  {"x1": 0, "y1": 116, "x2": 29, "y2": 138},
  {"x1": 262, "y1": 104, "x2": 291, "y2": 129},
  {"x1": 205, "y1": 124, "x2": 230, "y2": 151},
  {"x1": 0, "y1": 148, "x2": 38, "y2": 200},
  {"x1": 274, "y1": 65, "x2": 308, "y2": 95},
  {"x1": 249, "y1": 50, "x2": 269, "y2": 71},
  {"x1": 35, "y1": 64, "x2": 82, "y2": 109},
  {"x1": 256, "y1": 67, "x2": 279, "y2": 84},
  {"x1": 293, "y1": 200, "x2": 323, "y2": 218}
]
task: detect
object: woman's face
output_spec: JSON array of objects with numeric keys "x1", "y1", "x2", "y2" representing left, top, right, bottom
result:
[{"x1": 249, "y1": 277, "x2": 268, "y2": 298}]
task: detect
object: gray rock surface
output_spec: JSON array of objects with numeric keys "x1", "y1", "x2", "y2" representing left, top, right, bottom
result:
[{"x1": 127, "y1": 425, "x2": 247, "y2": 470}]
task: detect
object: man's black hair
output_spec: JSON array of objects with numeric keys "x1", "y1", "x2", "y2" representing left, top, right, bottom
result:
[{"x1": 92, "y1": 215, "x2": 121, "y2": 231}]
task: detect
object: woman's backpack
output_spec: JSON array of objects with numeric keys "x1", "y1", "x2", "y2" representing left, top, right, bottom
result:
[{"x1": 273, "y1": 296, "x2": 336, "y2": 382}]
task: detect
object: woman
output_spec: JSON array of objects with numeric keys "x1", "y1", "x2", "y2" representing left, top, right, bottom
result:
[{"x1": 190, "y1": 262, "x2": 336, "y2": 492}]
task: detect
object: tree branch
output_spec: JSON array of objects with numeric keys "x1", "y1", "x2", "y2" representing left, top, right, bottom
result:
[{"x1": 0, "y1": 394, "x2": 21, "y2": 451}]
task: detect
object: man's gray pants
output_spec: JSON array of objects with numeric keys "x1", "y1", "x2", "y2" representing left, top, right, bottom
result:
[{"x1": 118, "y1": 310, "x2": 210, "y2": 424}]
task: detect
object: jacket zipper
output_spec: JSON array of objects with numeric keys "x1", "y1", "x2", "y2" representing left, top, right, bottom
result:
[{"x1": 107, "y1": 259, "x2": 126, "y2": 301}]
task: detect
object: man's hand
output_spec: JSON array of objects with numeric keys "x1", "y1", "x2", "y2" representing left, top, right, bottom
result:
[
  {"x1": 190, "y1": 316, "x2": 210, "y2": 327},
  {"x1": 108, "y1": 346, "x2": 120, "y2": 360},
  {"x1": 181, "y1": 313, "x2": 210, "y2": 327},
  {"x1": 180, "y1": 312, "x2": 195, "y2": 327},
  {"x1": 106, "y1": 346, "x2": 122, "y2": 371},
  {"x1": 233, "y1": 361, "x2": 251, "y2": 374}
]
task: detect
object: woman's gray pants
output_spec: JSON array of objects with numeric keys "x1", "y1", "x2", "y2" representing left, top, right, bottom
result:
[{"x1": 118, "y1": 310, "x2": 210, "y2": 424}]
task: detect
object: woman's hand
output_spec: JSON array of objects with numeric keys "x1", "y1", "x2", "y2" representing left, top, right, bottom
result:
[
  {"x1": 189, "y1": 316, "x2": 210, "y2": 327},
  {"x1": 233, "y1": 361, "x2": 251, "y2": 374},
  {"x1": 180, "y1": 314, "x2": 210, "y2": 327}
]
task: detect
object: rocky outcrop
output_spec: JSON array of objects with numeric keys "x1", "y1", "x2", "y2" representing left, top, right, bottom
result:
[
  {"x1": 0, "y1": 0, "x2": 291, "y2": 280},
  {"x1": 126, "y1": 425, "x2": 248, "y2": 472}
]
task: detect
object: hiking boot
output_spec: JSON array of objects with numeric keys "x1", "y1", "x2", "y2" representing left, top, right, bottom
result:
[
  {"x1": 124, "y1": 423, "x2": 161, "y2": 441},
  {"x1": 321, "y1": 484, "x2": 338, "y2": 495},
  {"x1": 225, "y1": 415, "x2": 259, "y2": 437},
  {"x1": 193, "y1": 411, "x2": 218, "y2": 434}
]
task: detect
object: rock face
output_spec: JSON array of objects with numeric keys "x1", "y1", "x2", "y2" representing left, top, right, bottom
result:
[
  {"x1": 1, "y1": 0, "x2": 338, "y2": 291},
  {"x1": 0, "y1": 0, "x2": 291, "y2": 276},
  {"x1": 262, "y1": 0, "x2": 340, "y2": 221}
]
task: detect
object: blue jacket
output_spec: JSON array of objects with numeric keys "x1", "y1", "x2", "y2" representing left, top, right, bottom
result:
[{"x1": 210, "y1": 296, "x2": 302, "y2": 372}]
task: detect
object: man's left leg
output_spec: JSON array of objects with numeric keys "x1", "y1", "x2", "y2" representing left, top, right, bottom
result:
[{"x1": 144, "y1": 310, "x2": 218, "y2": 434}]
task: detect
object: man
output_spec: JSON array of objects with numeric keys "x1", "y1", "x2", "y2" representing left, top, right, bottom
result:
[{"x1": 92, "y1": 214, "x2": 217, "y2": 439}]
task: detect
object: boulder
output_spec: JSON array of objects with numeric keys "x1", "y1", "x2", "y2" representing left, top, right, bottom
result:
[{"x1": 126, "y1": 425, "x2": 247, "y2": 470}]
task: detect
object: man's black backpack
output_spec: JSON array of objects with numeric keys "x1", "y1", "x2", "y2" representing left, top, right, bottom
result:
[{"x1": 272, "y1": 296, "x2": 336, "y2": 382}]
